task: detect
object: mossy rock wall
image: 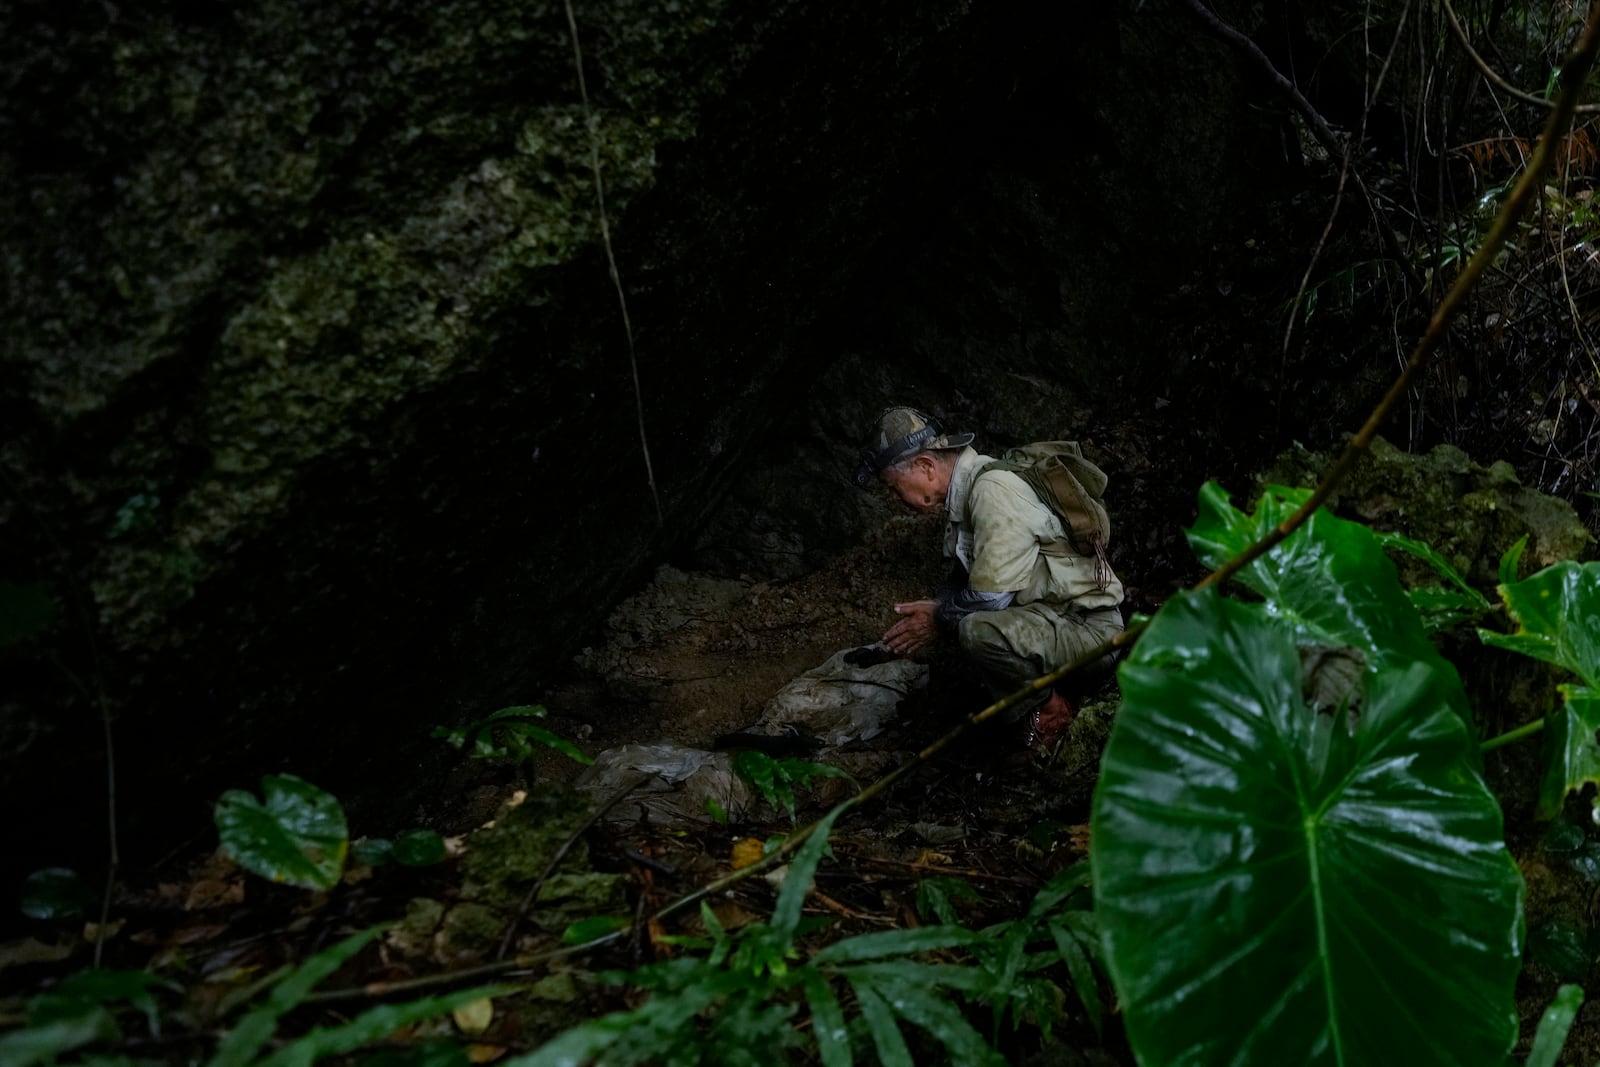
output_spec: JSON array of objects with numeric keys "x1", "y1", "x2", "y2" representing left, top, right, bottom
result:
[{"x1": 1, "y1": 0, "x2": 1287, "y2": 870}]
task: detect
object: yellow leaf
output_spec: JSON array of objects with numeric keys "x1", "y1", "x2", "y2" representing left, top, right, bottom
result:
[
  {"x1": 467, "y1": 1044, "x2": 507, "y2": 1064},
  {"x1": 453, "y1": 997, "x2": 495, "y2": 1035},
  {"x1": 731, "y1": 838, "x2": 765, "y2": 870}
]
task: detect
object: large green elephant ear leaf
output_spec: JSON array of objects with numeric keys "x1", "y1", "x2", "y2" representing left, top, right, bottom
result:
[
  {"x1": 215, "y1": 775, "x2": 348, "y2": 890},
  {"x1": 1479, "y1": 561, "x2": 1600, "y2": 817},
  {"x1": 1092, "y1": 589, "x2": 1523, "y2": 1067},
  {"x1": 1186, "y1": 482, "x2": 1468, "y2": 721},
  {"x1": 1479, "y1": 561, "x2": 1600, "y2": 684},
  {"x1": 1535, "y1": 689, "x2": 1600, "y2": 820}
]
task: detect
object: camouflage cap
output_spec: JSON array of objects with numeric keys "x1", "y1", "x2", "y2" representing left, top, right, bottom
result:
[{"x1": 854, "y1": 406, "x2": 974, "y2": 486}]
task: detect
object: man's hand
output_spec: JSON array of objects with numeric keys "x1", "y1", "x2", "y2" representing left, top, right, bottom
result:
[{"x1": 883, "y1": 599, "x2": 939, "y2": 656}]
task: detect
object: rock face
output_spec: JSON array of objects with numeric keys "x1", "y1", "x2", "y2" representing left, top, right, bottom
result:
[
  {"x1": 1262, "y1": 437, "x2": 1597, "y2": 586},
  {"x1": 2, "y1": 0, "x2": 1289, "y2": 870}
]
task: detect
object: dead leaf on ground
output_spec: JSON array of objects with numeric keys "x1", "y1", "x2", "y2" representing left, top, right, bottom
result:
[
  {"x1": 0, "y1": 937, "x2": 74, "y2": 972},
  {"x1": 134, "y1": 923, "x2": 229, "y2": 948},
  {"x1": 467, "y1": 1045, "x2": 508, "y2": 1064},
  {"x1": 195, "y1": 850, "x2": 242, "y2": 879},
  {"x1": 341, "y1": 864, "x2": 375, "y2": 886},
  {"x1": 647, "y1": 916, "x2": 671, "y2": 958},
  {"x1": 453, "y1": 996, "x2": 495, "y2": 1035},
  {"x1": 185, "y1": 878, "x2": 245, "y2": 910},
  {"x1": 707, "y1": 901, "x2": 760, "y2": 931},
  {"x1": 730, "y1": 838, "x2": 765, "y2": 870},
  {"x1": 83, "y1": 919, "x2": 125, "y2": 944}
]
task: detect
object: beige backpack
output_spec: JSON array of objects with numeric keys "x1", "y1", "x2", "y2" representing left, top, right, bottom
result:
[{"x1": 981, "y1": 442, "x2": 1113, "y2": 590}]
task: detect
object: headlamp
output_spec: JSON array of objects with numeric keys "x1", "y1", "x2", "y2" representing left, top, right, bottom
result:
[{"x1": 854, "y1": 424, "x2": 938, "y2": 486}]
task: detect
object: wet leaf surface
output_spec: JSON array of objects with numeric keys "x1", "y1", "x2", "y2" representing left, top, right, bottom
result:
[
  {"x1": 1529, "y1": 920, "x2": 1593, "y2": 982},
  {"x1": 1093, "y1": 589, "x2": 1523, "y2": 1065},
  {"x1": 1187, "y1": 483, "x2": 1470, "y2": 723},
  {"x1": 213, "y1": 775, "x2": 348, "y2": 891},
  {"x1": 1481, "y1": 562, "x2": 1600, "y2": 817},
  {"x1": 393, "y1": 830, "x2": 447, "y2": 868},
  {"x1": 20, "y1": 868, "x2": 90, "y2": 920}
]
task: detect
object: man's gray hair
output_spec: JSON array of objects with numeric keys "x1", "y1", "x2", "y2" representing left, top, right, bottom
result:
[{"x1": 884, "y1": 448, "x2": 957, "y2": 478}]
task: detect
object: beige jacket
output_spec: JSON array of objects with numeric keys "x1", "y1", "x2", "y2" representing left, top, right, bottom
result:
[{"x1": 943, "y1": 447, "x2": 1124, "y2": 611}]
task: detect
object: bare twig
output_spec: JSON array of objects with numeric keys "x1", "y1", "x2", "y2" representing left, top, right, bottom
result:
[
  {"x1": 1198, "y1": 0, "x2": 1600, "y2": 593},
  {"x1": 1282, "y1": 0, "x2": 1412, "y2": 370},
  {"x1": 1178, "y1": 0, "x2": 1429, "y2": 297},
  {"x1": 563, "y1": 0, "x2": 663, "y2": 525},
  {"x1": 1441, "y1": 0, "x2": 1600, "y2": 115},
  {"x1": 495, "y1": 774, "x2": 646, "y2": 960}
]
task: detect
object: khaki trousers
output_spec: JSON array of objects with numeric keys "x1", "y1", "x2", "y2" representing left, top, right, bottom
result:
[{"x1": 957, "y1": 602, "x2": 1124, "y2": 720}]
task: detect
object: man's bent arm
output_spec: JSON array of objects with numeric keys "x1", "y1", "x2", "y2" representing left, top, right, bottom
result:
[{"x1": 936, "y1": 586, "x2": 1015, "y2": 628}]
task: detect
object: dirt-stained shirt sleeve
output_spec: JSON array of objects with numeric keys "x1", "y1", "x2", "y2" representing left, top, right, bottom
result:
[{"x1": 965, "y1": 471, "x2": 1056, "y2": 593}]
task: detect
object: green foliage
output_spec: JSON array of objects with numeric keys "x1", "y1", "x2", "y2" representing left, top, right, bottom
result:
[
  {"x1": 731, "y1": 751, "x2": 854, "y2": 821},
  {"x1": 0, "y1": 1009, "x2": 117, "y2": 1067},
  {"x1": 214, "y1": 775, "x2": 348, "y2": 890},
  {"x1": 251, "y1": 988, "x2": 505, "y2": 1067},
  {"x1": 30, "y1": 971, "x2": 180, "y2": 1036},
  {"x1": 0, "y1": 580, "x2": 57, "y2": 646},
  {"x1": 1094, "y1": 588, "x2": 1523, "y2": 1064},
  {"x1": 1373, "y1": 529, "x2": 1495, "y2": 633},
  {"x1": 392, "y1": 829, "x2": 447, "y2": 867},
  {"x1": 205, "y1": 926, "x2": 512, "y2": 1067},
  {"x1": 561, "y1": 916, "x2": 631, "y2": 944},
  {"x1": 1479, "y1": 561, "x2": 1600, "y2": 817},
  {"x1": 109, "y1": 492, "x2": 161, "y2": 539},
  {"x1": 352, "y1": 838, "x2": 395, "y2": 867},
  {"x1": 1527, "y1": 919, "x2": 1593, "y2": 981},
  {"x1": 432, "y1": 705, "x2": 593, "y2": 773},
  {"x1": 1094, "y1": 478, "x2": 1539, "y2": 1066},
  {"x1": 1500, "y1": 535, "x2": 1529, "y2": 586},
  {"x1": 0, "y1": 943, "x2": 494, "y2": 1067},
  {"x1": 915, "y1": 876, "x2": 981, "y2": 926},
  {"x1": 512, "y1": 810, "x2": 1106, "y2": 1067},
  {"x1": 1295, "y1": 259, "x2": 1395, "y2": 323},
  {"x1": 1526, "y1": 984, "x2": 1584, "y2": 1067},
  {"x1": 351, "y1": 829, "x2": 447, "y2": 869},
  {"x1": 1186, "y1": 482, "x2": 1469, "y2": 720},
  {"x1": 21, "y1": 867, "x2": 90, "y2": 920},
  {"x1": 362, "y1": 1040, "x2": 470, "y2": 1067},
  {"x1": 0, "y1": 968, "x2": 180, "y2": 1067}
]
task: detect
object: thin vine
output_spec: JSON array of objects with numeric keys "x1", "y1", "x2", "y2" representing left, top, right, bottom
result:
[{"x1": 562, "y1": 0, "x2": 663, "y2": 526}]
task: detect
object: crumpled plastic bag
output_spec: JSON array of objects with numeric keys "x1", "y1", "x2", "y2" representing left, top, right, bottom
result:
[
  {"x1": 751, "y1": 645, "x2": 927, "y2": 747},
  {"x1": 574, "y1": 646, "x2": 926, "y2": 825},
  {"x1": 574, "y1": 743, "x2": 753, "y2": 825}
]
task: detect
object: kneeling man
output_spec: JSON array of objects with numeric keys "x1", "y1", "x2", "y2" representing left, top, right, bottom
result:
[{"x1": 856, "y1": 407, "x2": 1124, "y2": 755}]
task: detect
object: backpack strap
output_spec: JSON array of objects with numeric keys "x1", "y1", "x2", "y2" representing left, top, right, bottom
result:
[{"x1": 980, "y1": 450, "x2": 1113, "y2": 591}]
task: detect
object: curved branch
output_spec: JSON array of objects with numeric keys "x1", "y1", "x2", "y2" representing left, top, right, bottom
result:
[
  {"x1": 1197, "y1": 0, "x2": 1600, "y2": 592},
  {"x1": 494, "y1": 774, "x2": 647, "y2": 961},
  {"x1": 1178, "y1": 0, "x2": 1343, "y2": 153},
  {"x1": 1176, "y1": 0, "x2": 1428, "y2": 295},
  {"x1": 1441, "y1": 0, "x2": 1600, "y2": 115}
]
